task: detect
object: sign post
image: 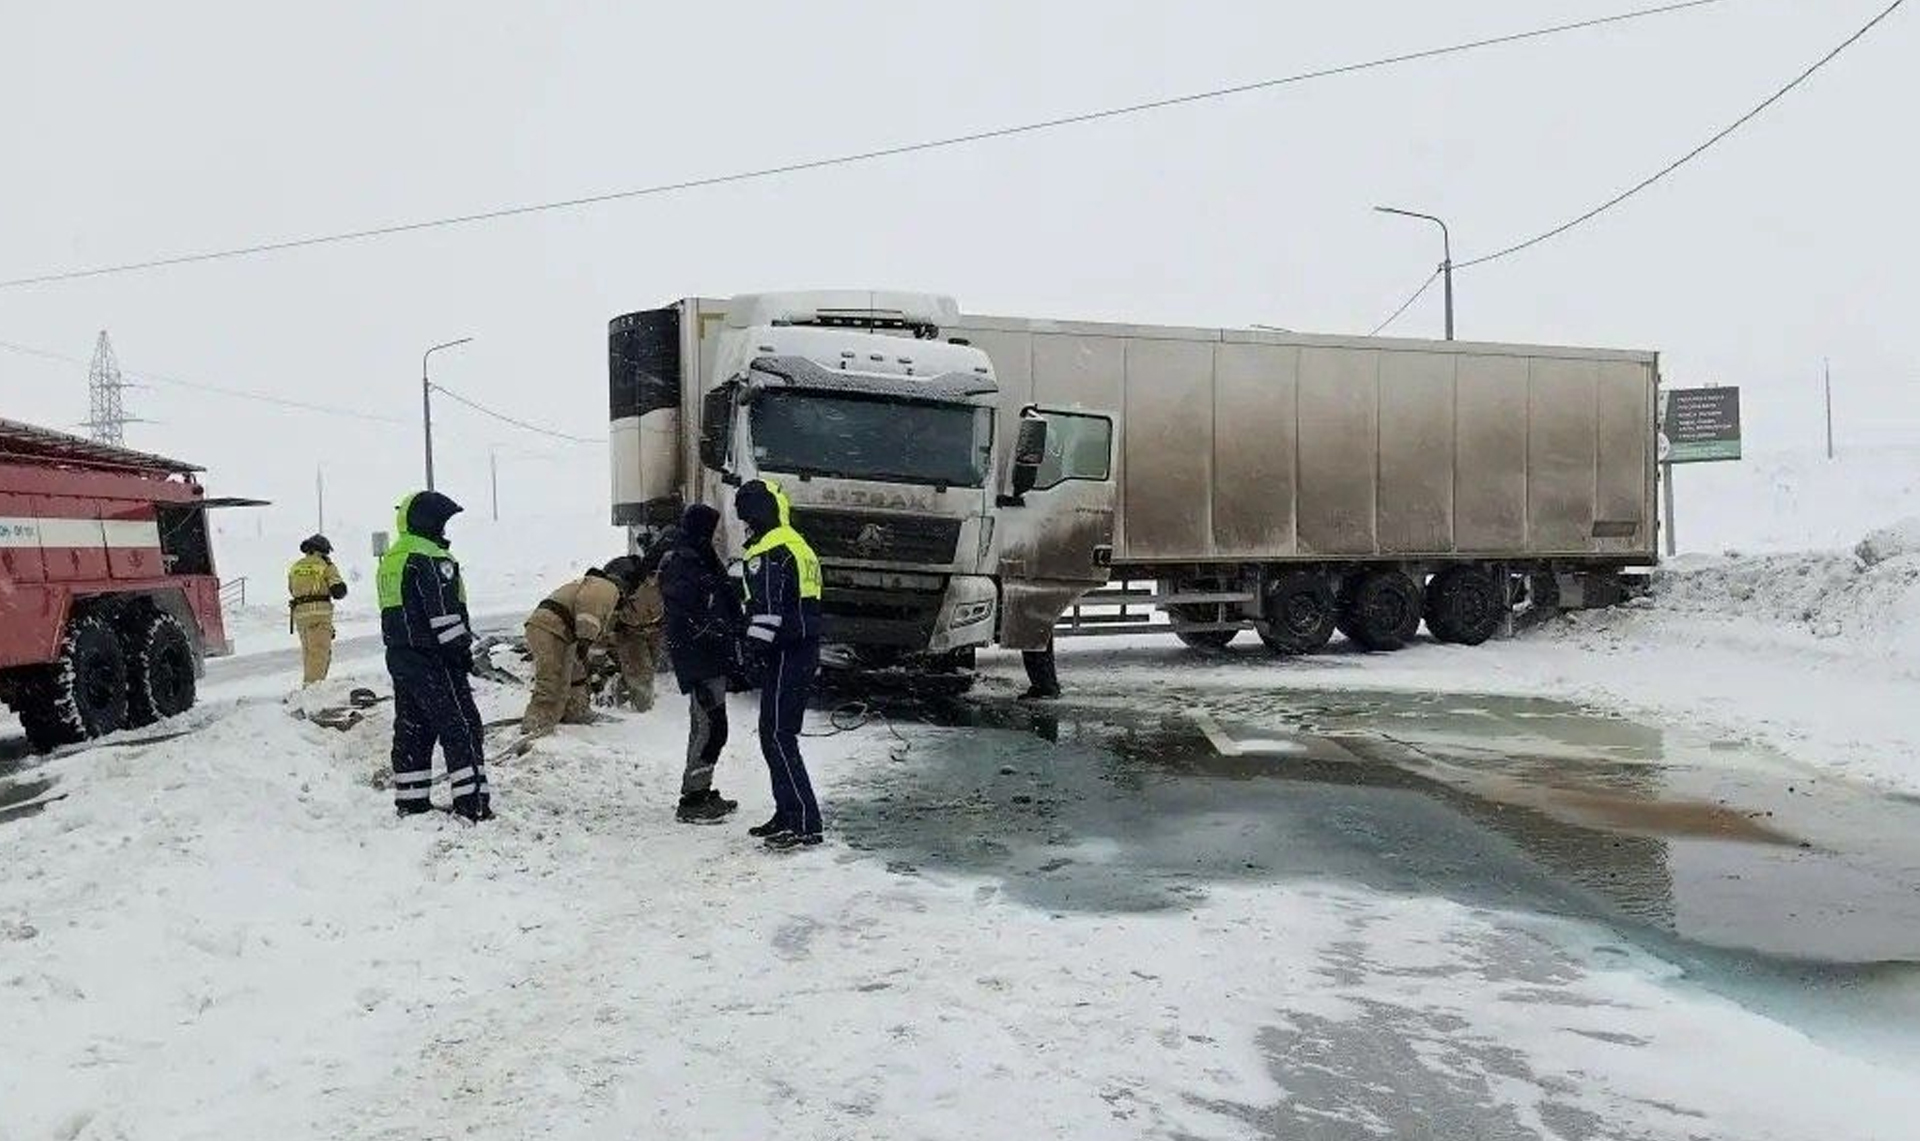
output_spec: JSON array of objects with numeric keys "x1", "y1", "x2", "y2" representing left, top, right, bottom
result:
[{"x1": 1656, "y1": 386, "x2": 1742, "y2": 557}]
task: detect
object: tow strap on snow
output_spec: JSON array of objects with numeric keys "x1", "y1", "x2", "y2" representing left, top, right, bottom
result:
[{"x1": 802, "y1": 701, "x2": 913, "y2": 763}]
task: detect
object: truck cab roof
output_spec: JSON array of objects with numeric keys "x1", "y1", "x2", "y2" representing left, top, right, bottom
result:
[{"x1": 726, "y1": 290, "x2": 961, "y2": 332}]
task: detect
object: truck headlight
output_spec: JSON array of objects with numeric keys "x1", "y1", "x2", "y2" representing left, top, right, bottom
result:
[{"x1": 954, "y1": 600, "x2": 994, "y2": 626}]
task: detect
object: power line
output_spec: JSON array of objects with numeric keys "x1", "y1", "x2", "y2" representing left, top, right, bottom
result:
[
  {"x1": 1365, "y1": 0, "x2": 1904, "y2": 332},
  {"x1": 0, "y1": 0, "x2": 1732, "y2": 291},
  {"x1": 1457, "y1": 0, "x2": 1904, "y2": 268},
  {"x1": 0, "y1": 337, "x2": 405, "y2": 424},
  {"x1": 1369, "y1": 271, "x2": 1441, "y2": 336},
  {"x1": 429, "y1": 384, "x2": 603, "y2": 444}
]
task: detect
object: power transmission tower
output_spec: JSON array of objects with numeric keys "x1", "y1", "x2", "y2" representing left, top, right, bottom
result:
[{"x1": 84, "y1": 331, "x2": 137, "y2": 446}]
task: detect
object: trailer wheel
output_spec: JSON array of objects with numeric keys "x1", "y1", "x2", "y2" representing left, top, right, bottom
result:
[
  {"x1": 1258, "y1": 573, "x2": 1337, "y2": 655},
  {"x1": 17, "y1": 612, "x2": 130, "y2": 750},
  {"x1": 1336, "y1": 571, "x2": 1423, "y2": 651},
  {"x1": 1424, "y1": 567, "x2": 1503, "y2": 646},
  {"x1": 125, "y1": 610, "x2": 198, "y2": 727}
]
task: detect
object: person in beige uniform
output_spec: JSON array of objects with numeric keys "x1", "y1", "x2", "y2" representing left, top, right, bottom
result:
[
  {"x1": 520, "y1": 557, "x2": 643, "y2": 737},
  {"x1": 603, "y1": 573, "x2": 666, "y2": 712},
  {"x1": 287, "y1": 534, "x2": 348, "y2": 685}
]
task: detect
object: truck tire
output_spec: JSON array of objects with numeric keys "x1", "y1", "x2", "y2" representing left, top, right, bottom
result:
[
  {"x1": 1424, "y1": 566, "x2": 1503, "y2": 646},
  {"x1": 1258, "y1": 572, "x2": 1337, "y2": 655},
  {"x1": 125, "y1": 610, "x2": 198, "y2": 727},
  {"x1": 18, "y1": 612, "x2": 130, "y2": 750},
  {"x1": 1336, "y1": 570, "x2": 1423, "y2": 651}
]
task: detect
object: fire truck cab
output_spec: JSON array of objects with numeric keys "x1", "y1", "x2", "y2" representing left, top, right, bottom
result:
[{"x1": 0, "y1": 418, "x2": 258, "y2": 751}]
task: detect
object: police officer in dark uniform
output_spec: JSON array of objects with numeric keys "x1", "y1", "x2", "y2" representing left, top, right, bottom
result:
[
  {"x1": 734, "y1": 479, "x2": 824, "y2": 850},
  {"x1": 378, "y1": 490, "x2": 491, "y2": 822}
]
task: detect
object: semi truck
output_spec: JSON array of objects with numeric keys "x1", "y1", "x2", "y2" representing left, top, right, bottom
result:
[
  {"x1": 609, "y1": 290, "x2": 1657, "y2": 666},
  {"x1": 0, "y1": 418, "x2": 254, "y2": 750}
]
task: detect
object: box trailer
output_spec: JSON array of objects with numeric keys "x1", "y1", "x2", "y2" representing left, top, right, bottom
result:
[{"x1": 947, "y1": 316, "x2": 1659, "y2": 651}]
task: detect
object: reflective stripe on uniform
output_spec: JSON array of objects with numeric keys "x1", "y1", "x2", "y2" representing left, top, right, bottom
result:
[
  {"x1": 428, "y1": 613, "x2": 464, "y2": 629},
  {"x1": 436, "y1": 624, "x2": 469, "y2": 644},
  {"x1": 747, "y1": 625, "x2": 776, "y2": 643},
  {"x1": 751, "y1": 614, "x2": 782, "y2": 627},
  {"x1": 445, "y1": 766, "x2": 475, "y2": 793},
  {"x1": 394, "y1": 786, "x2": 432, "y2": 802}
]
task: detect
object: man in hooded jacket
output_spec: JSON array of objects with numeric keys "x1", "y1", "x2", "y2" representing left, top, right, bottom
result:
[
  {"x1": 734, "y1": 479, "x2": 825, "y2": 849},
  {"x1": 378, "y1": 491, "x2": 491, "y2": 821},
  {"x1": 657, "y1": 504, "x2": 744, "y2": 824}
]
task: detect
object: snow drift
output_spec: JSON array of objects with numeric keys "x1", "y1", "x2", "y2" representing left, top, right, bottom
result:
[{"x1": 1651, "y1": 517, "x2": 1920, "y2": 671}]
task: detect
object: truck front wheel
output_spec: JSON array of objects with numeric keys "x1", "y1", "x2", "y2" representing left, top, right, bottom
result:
[
  {"x1": 125, "y1": 610, "x2": 198, "y2": 726},
  {"x1": 1336, "y1": 571, "x2": 1423, "y2": 651},
  {"x1": 18, "y1": 612, "x2": 130, "y2": 751},
  {"x1": 1425, "y1": 566, "x2": 1503, "y2": 646}
]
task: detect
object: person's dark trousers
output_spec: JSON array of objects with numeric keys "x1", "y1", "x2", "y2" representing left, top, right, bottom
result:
[
  {"x1": 758, "y1": 642, "x2": 822, "y2": 836},
  {"x1": 1022, "y1": 642, "x2": 1060, "y2": 697},
  {"x1": 682, "y1": 677, "x2": 729, "y2": 796},
  {"x1": 387, "y1": 646, "x2": 491, "y2": 817}
]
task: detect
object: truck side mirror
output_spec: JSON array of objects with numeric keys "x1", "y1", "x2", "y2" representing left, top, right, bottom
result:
[
  {"x1": 1010, "y1": 416, "x2": 1048, "y2": 498},
  {"x1": 698, "y1": 386, "x2": 734, "y2": 472}
]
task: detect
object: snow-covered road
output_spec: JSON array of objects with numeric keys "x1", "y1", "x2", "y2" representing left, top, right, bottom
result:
[
  {"x1": 6, "y1": 514, "x2": 1920, "y2": 1139},
  {"x1": 5, "y1": 632, "x2": 1920, "y2": 1139}
]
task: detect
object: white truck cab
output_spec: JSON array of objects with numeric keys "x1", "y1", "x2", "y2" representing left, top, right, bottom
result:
[{"x1": 611, "y1": 291, "x2": 1019, "y2": 668}]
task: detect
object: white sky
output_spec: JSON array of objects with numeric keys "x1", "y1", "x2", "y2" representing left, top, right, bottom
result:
[{"x1": 2, "y1": 0, "x2": 1913, "y2": 540}]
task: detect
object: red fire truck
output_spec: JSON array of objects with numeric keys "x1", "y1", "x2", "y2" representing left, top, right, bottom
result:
[{"x1": 0, "y1": 418, "x2": 258, "y2": 751}]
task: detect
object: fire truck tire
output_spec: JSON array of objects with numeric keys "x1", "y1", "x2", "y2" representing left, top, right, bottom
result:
[
  {"x1": 18, "y1": 612, "x2": 129, "y2": 750},
  {"x1": 125, "y1": 610, "x2": 197, "y2": 727}
]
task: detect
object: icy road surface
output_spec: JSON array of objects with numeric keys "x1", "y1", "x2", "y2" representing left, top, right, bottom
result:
[{"x1": 4, "y1": 643, "x2": 1920, "y2": 1141}]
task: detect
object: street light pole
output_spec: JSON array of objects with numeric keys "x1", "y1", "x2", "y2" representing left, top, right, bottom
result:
[
  {"x1": 1824, "y1": 358, "x2": 1835, "y2": 460},
  {"x1": 489, "y1": 444, "x2": 501, "y2": 521},
  {"x1": 1375, "y1": 206, "x2": 1454, "y2": 340},
  {"x1": 420, "y1": 337, "x2": 474, "y2": 491}
]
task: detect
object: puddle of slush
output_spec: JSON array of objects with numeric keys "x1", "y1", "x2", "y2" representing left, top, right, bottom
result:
[{"x1": 836, "y1": 687, "x2": 1920, "y2": 970}]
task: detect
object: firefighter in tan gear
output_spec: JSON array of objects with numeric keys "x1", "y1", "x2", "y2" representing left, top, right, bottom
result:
[
  {"x1": 601, "y1": 572, "x2": 666, "y2": 712},
  {"x1": 519, "y1": 556, "x2": 645, "y2": 737},
  {"x1": 287, "y1": 534, "x2": 348, "y2": 685}
]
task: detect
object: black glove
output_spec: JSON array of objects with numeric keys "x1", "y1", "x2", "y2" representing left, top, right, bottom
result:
[{"x1": 730, "y1": 639, "x2": 765, "y2": 692}]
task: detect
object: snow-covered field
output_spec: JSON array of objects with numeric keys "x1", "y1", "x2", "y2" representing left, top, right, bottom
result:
[
  {"x1": 5, "y1": 447, "x2": 1920, "y2": 1139},
  {"x1": 211, "y1": 507, "x2": 628, "y2": 656}
]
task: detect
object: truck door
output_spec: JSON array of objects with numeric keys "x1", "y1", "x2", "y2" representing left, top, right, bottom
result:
[{"x1": 994, "y1": 407, "x2": 1117, "y2": 650}]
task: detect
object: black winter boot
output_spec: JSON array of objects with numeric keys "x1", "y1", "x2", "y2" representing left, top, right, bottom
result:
[
  {"x1": 763, "y1": 831, "x2": 824, "y2": 851},
  {"x1": 747, "y1": 815, "x2": 787, "y2": 838},
  {"x1": 676, "y1": 793, "x2": 732, "y2": 825}
]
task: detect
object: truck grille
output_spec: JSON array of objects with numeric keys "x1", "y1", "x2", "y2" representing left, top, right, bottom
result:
[{"x1": 788, "y1": 508, "x2": 962, "y2": 566}]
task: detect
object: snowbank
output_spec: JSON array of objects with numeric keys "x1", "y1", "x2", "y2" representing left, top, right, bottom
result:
[{"x1": 1652, "y1": 516, "x2": 1920, "y2": 671}]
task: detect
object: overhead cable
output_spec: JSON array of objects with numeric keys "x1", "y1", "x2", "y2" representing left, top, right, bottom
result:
[{"x1": 0, "y1": 0, "x2": 1731, "y2": 290}]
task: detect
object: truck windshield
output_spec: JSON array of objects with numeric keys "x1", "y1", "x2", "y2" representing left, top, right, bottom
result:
[{"x1": 748, "y1": 391, "x2": 992, "y2": 488}]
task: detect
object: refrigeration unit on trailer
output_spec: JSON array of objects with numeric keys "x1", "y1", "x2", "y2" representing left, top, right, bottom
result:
[
  {"x1": 946, "y1": 314, "x2": 1660, "y2": 653},
  {"x1": 0, "y1": 418, "x2": 262, "y2": 750}
]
